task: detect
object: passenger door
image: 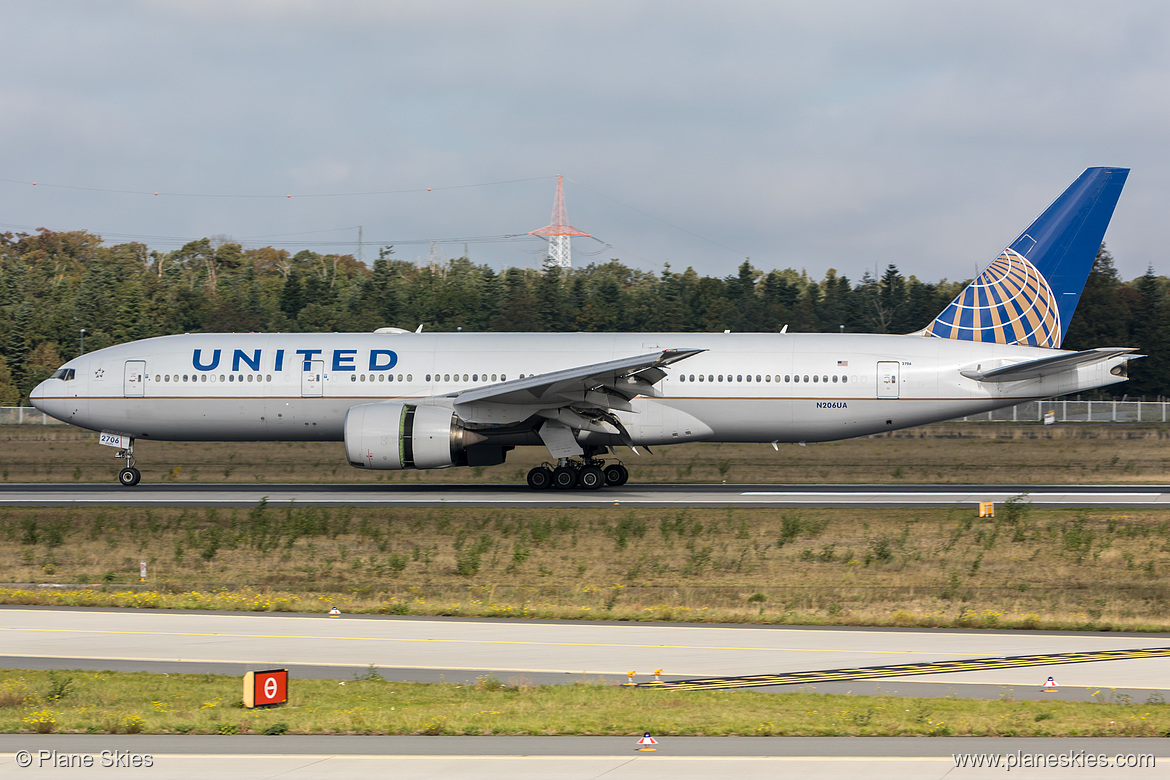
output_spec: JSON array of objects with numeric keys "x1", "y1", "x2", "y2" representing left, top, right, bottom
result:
[
  {"x1": 123, "y1": 361, "x2": 145, "y2": 397},
  {"x1": 877, "y1": 361, "x2": 900, "y2": 399},
  {"x1": 301, "y1": 360, "x2": 324, "y2": 398}
]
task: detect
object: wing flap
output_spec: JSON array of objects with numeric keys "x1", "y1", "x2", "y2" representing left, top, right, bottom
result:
[{"x1": 453, "y1": 348, "x2": 704, "y2": 408}]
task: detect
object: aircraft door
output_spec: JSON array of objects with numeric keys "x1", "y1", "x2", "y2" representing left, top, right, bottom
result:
[
  {"x1": 124, "y1": 361, "x2": 145, "y2": 397},
  {"x1": 301, "y1": 360, "x2": 324, "y2": 398},
  {"x1": 877, "y1": 361, "x2": 900, "y2": 399}
]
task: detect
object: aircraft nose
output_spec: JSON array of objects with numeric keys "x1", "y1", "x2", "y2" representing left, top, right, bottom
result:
[{"x1": 29, "y1": 380, "x2": 47, "y2": 411}]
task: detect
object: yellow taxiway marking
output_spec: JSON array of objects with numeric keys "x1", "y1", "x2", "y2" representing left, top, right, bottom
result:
[{"x1": 639, "y1": 648, "x2": 1170, "y2": 690}]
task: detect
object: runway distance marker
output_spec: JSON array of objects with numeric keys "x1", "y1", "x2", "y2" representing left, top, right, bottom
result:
[{"x1": 243, "y1": 669, "x2": 288, "y2": 708}]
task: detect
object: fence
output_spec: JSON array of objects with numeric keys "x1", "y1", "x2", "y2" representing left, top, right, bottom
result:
[
  {"x1": 958, "y1": 399, "x2": 1170, "y2": 424},
  {"x1": 3, "y1": 400, "x2": 1170, "y2": 426},
  {"x1": 0, "y1": 407, "x2": 67, "y2": 425}
]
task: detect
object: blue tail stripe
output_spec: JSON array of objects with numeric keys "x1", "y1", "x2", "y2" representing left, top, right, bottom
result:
[{"x1": 924, "y1": 167, "x2": 1128, "y2": 347}]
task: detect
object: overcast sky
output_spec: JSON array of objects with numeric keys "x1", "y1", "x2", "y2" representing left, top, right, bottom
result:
[{"x1": 2, "y1": 1, "x2": 1166, "y2": 284}]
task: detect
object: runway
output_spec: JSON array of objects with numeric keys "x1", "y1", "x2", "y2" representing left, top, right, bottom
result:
[
  {"x1": 2, "y1": 482, "x2": 1169, "y2": 507},
  {"x1": 5, "y1": 608, "x2": 1170, "y2": 702}
]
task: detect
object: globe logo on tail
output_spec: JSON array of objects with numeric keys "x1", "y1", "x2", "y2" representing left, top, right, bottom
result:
[{"x1": 924, "y1": 249, "x2": 1062, "y2": 348}]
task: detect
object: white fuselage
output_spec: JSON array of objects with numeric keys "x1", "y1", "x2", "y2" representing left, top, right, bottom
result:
[{"x1": 30, "y1": 331, "x2": 1124, "y2": 447}]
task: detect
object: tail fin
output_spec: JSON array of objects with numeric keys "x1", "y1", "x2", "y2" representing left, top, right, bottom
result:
[{"x1": 923, "y1": 167, "x2": 1129, "y2": 348}]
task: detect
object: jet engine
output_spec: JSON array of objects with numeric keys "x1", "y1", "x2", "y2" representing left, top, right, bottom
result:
[{"x1": 344, "y1": 402, "x2": 487, "y2": 469}]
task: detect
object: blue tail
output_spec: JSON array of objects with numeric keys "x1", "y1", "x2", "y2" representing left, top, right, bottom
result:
[{"x1": 923, "y1": 167, "x2": 1129, "y2": 348}]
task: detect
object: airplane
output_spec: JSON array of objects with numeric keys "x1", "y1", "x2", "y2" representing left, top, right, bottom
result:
[{"x1": 30, "y1": 167, "x2": 1134, "y2": 490}]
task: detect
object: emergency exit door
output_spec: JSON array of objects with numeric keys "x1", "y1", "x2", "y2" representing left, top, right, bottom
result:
[{"x1": 877, "y1": 361, "x2": 900, "y2": 399}]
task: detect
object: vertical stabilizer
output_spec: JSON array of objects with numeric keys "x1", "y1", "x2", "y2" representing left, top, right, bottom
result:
[{"x1": 923, "y1": 167, "x2": 1128, "y2": 348}]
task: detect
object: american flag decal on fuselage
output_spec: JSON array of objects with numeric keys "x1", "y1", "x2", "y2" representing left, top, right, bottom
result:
[{"x1": 923, "y1": 249, "x2": 1061, "y2": 348}]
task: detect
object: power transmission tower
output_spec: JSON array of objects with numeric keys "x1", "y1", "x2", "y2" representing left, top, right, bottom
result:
[{"x1": 529, "y1": 175, "x2": 589, "y2": 268}]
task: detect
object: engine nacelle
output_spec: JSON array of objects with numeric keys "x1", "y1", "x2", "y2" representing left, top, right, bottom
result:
[{"x1": 344, "y1": 402, "x2": 485, "y2": 470}]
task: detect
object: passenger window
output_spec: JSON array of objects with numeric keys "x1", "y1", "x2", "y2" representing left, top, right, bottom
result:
[
  {"x1": 842, "y1": 376, "x2": 849, "y2": 384},
  {"x1": 698, "y1": 375, "x2": 704, "y2": 382},
  {"x1": 785, "y1": 375, "x2": 791, "y2": 382},
  {"x1": 794, "y1": 375, "x2": 800, "y2": 383},
  {"x1": 154, "y1": 375, "x2": 161, "y2": 382},
  {"x1": 736, "y1": 375, "x2": 742, "y2": 382},
  {"x1": 803, "y1": 375, "x2": 809, "y2": 382},
  {"x1": 813, "y1": 375, "x2": 819, "y2": 383},
  {"x1": 832, "y1": 375, "x2": 838, "y2": 383},
  {"x1": 756, "y1": 375, "x2": 761, "y2": 382},
  {"x1": 426, "y1": 374, "x2": 431, "y2": 382},
  {"x1": 266, "y1": 374, "x2": 272, "y2": 382},
  {"x1": 764, "y1": 375, "x2": 771, "y2": 382},
  {"x1": 823, "y1": 375, "x2": 829, "y2": 383},
  {"x1": 774, "y1": 376, "x2": 780, "y2": 383},
  {"x1": 492, "y1": 374, "x2": 498, "y2": 381},
  {"x1": 201, "y1": 375, "x2": 207, "y2": 382}
]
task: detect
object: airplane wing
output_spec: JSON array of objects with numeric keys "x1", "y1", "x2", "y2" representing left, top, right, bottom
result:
[
  {"x1": 451, "y1": 348, "x2": 704, "y2": 411},
  {"x1": 960, "y1": 347, "x2": 1139, "y2": 383}
]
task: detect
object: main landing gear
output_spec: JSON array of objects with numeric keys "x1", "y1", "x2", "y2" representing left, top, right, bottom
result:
[
  {"x1": 116, "y1": 440, "x2": 141, "y2": 487},
  {"x1": 526, "y1": 459, "x2": 629, "y2": 491}
]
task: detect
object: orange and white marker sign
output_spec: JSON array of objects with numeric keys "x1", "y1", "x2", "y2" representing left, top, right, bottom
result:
[
  {"x1": 1042, "y1": 676, "x2": 1059, "y2": 692},
  {"x1": 637, "y1": 732, "x2": 658, "y2": 746},
  {"x1": 243, "y1": 669, "x2": 288, "y2": 708}
]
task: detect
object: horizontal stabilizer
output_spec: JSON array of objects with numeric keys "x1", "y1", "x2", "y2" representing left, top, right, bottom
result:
[{"x1": 960, "y1": 347, "x2": 1138, "y2": 383}]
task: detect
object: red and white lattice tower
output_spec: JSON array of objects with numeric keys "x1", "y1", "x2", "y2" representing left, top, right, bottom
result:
[{"x1": 529, "y1": 175, "x2": 589, "y2": 268}]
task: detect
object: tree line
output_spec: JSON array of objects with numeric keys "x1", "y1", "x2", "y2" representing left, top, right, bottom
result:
[{"x1": 0, "y1": 228, "x2": 1163, "y2": 403}]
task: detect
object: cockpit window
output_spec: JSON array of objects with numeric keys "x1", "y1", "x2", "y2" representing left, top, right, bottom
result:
[{"x1": 50, "y1": 368, "x2": 76, "y2": 381}]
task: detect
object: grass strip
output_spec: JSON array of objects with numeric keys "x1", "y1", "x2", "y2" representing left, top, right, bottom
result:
[
  {"x1": 2, "y1": 668, "x2": 1168, "y2": 737},
  {"x1": 6, "y1": 423, "x2": 1170, "y2": 485},
  {"x1": 3, "y1": 503, "x2": 1170, "y2": 631}
]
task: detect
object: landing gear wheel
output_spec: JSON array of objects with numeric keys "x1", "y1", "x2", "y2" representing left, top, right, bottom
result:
[
  {"x1": 603, "y1": 463, "x2": 629, "y2": 487},
  {"x1": 578, "y1": 465, "x2": 604, "y2": 490},
  {"x1": 551, "y1": 465, "x2": 578, "y2": 490},
  {"x1": 526, "y1": 466, "x2": 553, "y2": 490},
  {"x1": 118, "y1": 467, "x2": 141, "y2": 487}
]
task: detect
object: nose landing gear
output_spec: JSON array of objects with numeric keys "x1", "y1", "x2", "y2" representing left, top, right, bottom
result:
[{"x1": 116, "y1": 440, "x2": 141, "y2": 487}]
